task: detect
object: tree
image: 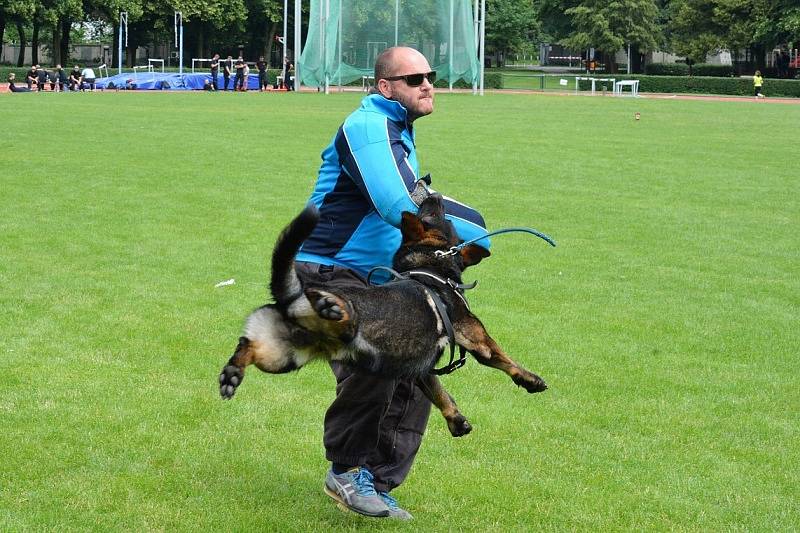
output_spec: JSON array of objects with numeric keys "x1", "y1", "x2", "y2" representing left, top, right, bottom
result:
[
  {"x1": 1, "y1": 0, "x2": 35, "y2": 66},
  {"x1": 542, "y1": 0, "x2": 661, "y2": 72},
  {"x1": 486, "y1": 0, "x2": 540, "y2": 65}
]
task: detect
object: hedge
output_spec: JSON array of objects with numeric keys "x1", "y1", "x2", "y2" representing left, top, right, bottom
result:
[
  {"x1": 577, "y1": 74, "x2": 800, "y2": 97},
  {"x1": 645, "y1": 63, "x2": 736, "y2": 77}
]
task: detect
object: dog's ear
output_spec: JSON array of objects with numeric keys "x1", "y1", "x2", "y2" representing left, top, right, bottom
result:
[
  {"x1": 400, "y1": 211, "x2": 426, "y2": 243},
  {"x1": 460, "y1": 244, "x2": 490, "y2": 267}
]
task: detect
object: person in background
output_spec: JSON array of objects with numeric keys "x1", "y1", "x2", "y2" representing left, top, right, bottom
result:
[
  {"x1": 50, "y1": 65, "x2": 67, "y2": 91},
  {"x1": 753, "y1": 70, "x2": 764, "y2": 98},
  {"x1": 36, "y1": 65, "x2": 49, "y2": 91},
  {"x1": 223, "y1": 55, "x2": 233, "y2": 91},
  {"x1": 81, "y1": 65, "x2": 97, "y2": 91},
  {"x1": 69, "y1": 66, "x2": 82, "y2": 91},
  {"x1": 242, "y1": 61, "x2": 250, "y2": 91},
  {"x1": 234, "y1": 56, "x2": 245, "y2": 91},
  {"x1": 8, "y1": 73, "x2": 32, "y2": 92},
  {"x1": 257, "y1": 56, "x2": 268, "y2": 91},
  {"x1": 281, "y1": 56, "x2": 293, "y2": 90},
  {"x1": 210, "y1": 54, "x2": 220, "y2": 90},
  {"x1": 26, "y1": 65, "x2": 38, "y2": 90}
]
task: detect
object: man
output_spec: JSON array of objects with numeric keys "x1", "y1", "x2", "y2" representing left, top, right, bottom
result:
[
  {"x1": 81, "y1": 65, "x2": 97, "y2": 91},
  {"x1": 50, "y1": 64, "x2": 67, "y2": 92},
  {"x1": 234, "y1": 56, "x2": 245, "y2": 91},
  {"x1": 223, "y1": 55, "x2": 233, "y2": 91},
  {"x1": 256, "y1": 56, "x2": 268, "y2": 91},
  {"x1": 281, "y1": 56, "x2": 293, "y2": 90},
  {"x1": 7, "y1": 73, "x2": 32, "y2": 92},
  {"x1": 210, "y1": 54, "x2": 220, "y2": 90},
  {"x1": 35, "y1": 65, "x2": 48, "y2": 91},
  {"x1": 294, "y1": 47, "x2": 490, "y2": 520},
  {"x1": 69, "y1": 66, "x2": 82, "y2": 91},
  {"x1": 26, "y1": 65, "x2": 38, "y2": 90}
]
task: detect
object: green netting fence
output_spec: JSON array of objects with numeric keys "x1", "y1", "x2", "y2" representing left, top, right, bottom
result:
[{"x1": 299, "y1": 0, "x2": 479, "y2": 89}]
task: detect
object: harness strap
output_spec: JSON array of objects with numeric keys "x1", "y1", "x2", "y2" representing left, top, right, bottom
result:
[{"x1": 366, "y1": 266, "x2": 469, "y2": 375}]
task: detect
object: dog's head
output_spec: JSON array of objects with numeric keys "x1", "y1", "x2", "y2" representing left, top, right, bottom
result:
[{"x1": 394, "y1": 194, "x2": 490, "y2": 278}]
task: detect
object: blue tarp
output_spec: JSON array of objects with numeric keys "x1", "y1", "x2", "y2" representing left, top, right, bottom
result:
[{"x1": 95, "y1": 72, "x2": 267, "y2": 91}]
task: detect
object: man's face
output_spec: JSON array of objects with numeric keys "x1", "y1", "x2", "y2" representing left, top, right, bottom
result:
[{"x1": 378, "y1": 50, "x2": 435, "y2": 122}]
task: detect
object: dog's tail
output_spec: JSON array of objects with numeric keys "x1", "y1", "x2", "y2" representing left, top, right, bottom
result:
[{"x1": 270, "y1": 204, "x2": 320, "y2": 307}]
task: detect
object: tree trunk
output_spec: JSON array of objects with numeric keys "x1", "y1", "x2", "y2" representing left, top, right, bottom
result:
[
  {"x1": 0, "y1": 13, "x2": 6, "y2": 54},
  {"x1": 51, "y1": 23, "x2": 62, "y2": 66},
  {"x1": 196, "y1": 24, "x2": 204, "y2": 58},
  {"x1": 112, "y1": 24, "x2": 119, "y2": 70},
  {"x1": 126, "y1": 44, "x2": 136, "y2": 68},
  {"x1": 60, "y1": 19, "x2": 71, "y2": 67},
  {"x1": 16, "y1": 21, "x2": 25, "y2": 66},
  {"x1": 603, "y1": 50, "x2": 617, "y2": 73},
  {"x1": 265, "y1": 21, "x2": 278, "y2": 65},
  {"x1": 32, "y1": 18, "x2": 40, "y2": 65}
]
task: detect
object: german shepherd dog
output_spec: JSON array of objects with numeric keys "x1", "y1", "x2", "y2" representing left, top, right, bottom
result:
[{"x1": 218, "y1": 194, "x2": 547, "y2": 436}]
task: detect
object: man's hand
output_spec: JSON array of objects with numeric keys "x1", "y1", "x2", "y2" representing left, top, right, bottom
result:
[{"x1": 409, "y1": 174, "x2": 435, "y2": 206}]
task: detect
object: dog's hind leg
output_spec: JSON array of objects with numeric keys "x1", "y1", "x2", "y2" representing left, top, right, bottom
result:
[
  {"x1": 303, "y1": 288, "x2": 357, "y2": 341},
  {"x1": 416, "y1": 374, "x2": 472, "y2": 437},
  {"x1": 455, "y1": 316, "x2": 547, "y2": 393},
  {"x1": 219, "y1": 307, "x2": 312, "y2": 399}
]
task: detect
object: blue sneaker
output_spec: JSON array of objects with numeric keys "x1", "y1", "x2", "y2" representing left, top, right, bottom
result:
[
  {"x1": 324, "y1": 467, "x2": 390, "y2": 517},
  {"x1": 377, "y1": 491, "x2": 413, "y2": 520}
]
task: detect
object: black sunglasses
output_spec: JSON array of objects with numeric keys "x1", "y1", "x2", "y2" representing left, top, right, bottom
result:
[{"x1": 382, "y1": 71, "x2": 436, "y2": 87}]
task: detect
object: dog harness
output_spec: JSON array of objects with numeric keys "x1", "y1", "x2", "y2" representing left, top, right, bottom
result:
[{"x1": 367, "y1": 266, "x2": 475, "y2": 375}]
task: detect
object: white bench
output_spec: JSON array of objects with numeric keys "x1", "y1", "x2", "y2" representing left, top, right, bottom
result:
[
  {"x1": 614, "y1": 80, "x2": 640, "y2": 97},
  {"x1": 575, "y1": 76, "x2": 616, "y2": 95}
]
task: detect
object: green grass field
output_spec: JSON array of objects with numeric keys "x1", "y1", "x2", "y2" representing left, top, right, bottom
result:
[{"x1": 2, "y1": 90, "x2": 798, "y2": 530}]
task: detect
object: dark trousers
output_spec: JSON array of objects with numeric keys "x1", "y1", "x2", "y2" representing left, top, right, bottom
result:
[
  {"x1": 235, "y1": 72, "x2": 244, "y2": 90},
  {"x1": 223, "y1": 73, "x2": 230, "y2": 91},
  {"x1": 295, "y1": 261, "x2": 432, "y2": 493},
  {"x1": 259, "y1": 71, "x2": 268, "y2": 90},
  {"x1": 211, "y1": 72, "x2": 218, "y2": 90}
]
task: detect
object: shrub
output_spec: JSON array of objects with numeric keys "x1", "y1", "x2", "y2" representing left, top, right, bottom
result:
[
  {"x1": 645, "y1": 63, "x2": 689, "y2": 76},
  {"x1": 691, "y1": 63, "x2": 735, "y2": 77},
  {"x1": 576, "y1": 74, "x2": 800, "y2": 97}
]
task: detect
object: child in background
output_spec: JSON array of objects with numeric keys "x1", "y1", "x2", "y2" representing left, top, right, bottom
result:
[{"x1": 753, "y1": 70, "x2": 764, "y2": 98}]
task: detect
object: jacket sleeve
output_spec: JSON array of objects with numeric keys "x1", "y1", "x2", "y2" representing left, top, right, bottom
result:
[{"x1": 338, "y1": 115, "x2": 491, "y2": 250}]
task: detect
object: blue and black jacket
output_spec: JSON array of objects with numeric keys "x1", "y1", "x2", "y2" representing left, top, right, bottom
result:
[{"x1": 297, "y1": 94, "x2": 490, "y2": 278}]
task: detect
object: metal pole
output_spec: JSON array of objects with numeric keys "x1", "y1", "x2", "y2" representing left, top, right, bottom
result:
[
  {"x1": 294, "y1": 0, "x2": 301, "y2": 90},
  {"x1": 283, "y1": 0, "x2": 288, "y2": 68},
  {"x1": 479, "y1": 0, "x2": 485, "y2": 95},
  {"x1": 118, "y1": 12, "x2": 127, "y2": 75},
  {"x1": 627, "y1": 42, "x2": 631, "y2": 74},
  {"x1": 473, "y1": 0, "x2": 478, "y2": 94},
  {"x1": 338, "y1": 0, "x2": 342, "y2": 91},
  {"x1": 394, "y1": 0, "x2": 399, "y2": 46},
  {"x1": 177, "y1": 12, "x2": 184, "y2": 75},
  {"x1": 448, "y1": 0, "x2": 453, "y2": 91},
  {"x1": 324, "y1": 0, "x2": 329, "y2": 94}
]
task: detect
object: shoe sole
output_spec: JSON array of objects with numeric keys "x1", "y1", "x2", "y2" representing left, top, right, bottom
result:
[{"x1": 323, "y1": 485, "x2": 390, "y2": 518}]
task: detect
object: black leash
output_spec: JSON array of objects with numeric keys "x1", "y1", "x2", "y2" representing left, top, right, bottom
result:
[{"x1": 366, "y1": 266, "x2": 470, "y2": 375}]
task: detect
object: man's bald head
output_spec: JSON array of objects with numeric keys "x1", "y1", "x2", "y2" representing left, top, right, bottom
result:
[{"x1": 374, "y1": 47, "x2": 426, "y2": 80}]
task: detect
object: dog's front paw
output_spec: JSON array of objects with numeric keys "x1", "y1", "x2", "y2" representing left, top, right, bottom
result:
[
  {"x1": 447, "y1": 414, "x2": 472, "y2": 437},
  {"x1": 219, "y1": 365, "x2": 244, "y2": 399},
  {"x1": 513, "y1": 371, "x2": 547, "y2": 393}
]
